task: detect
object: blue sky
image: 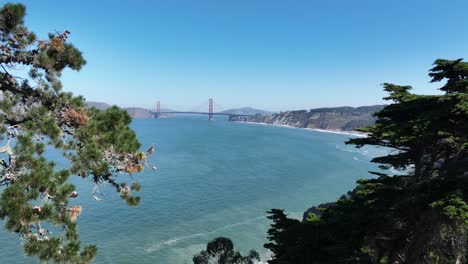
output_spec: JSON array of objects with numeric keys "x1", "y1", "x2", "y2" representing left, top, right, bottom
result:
[{"x1": 16, "y1": 0, "x2": 468, "y2": 111}]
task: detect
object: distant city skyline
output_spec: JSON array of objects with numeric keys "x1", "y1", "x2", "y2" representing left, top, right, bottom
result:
[{"x1": 19, "y1": 0, "x2": 468, "y2": 111}]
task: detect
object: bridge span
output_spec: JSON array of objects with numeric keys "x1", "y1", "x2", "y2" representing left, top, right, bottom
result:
[
  {"x1": 153, "y1": 99, "x2": 255, "y2": 120},
  {"x1": 153, "y1": 111, "x2": 254, "y2": 119}
]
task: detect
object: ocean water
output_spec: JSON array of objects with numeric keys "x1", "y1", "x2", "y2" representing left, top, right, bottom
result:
[{"x1": 0, "y1": 115, "x2": 388, "y2": 263}]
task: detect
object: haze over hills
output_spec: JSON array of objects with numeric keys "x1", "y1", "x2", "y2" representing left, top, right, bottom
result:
[
  {"x1": 230, "y1": 105, "x2": 386, "y2": 131},
  {"x1": 86, "y1": 101, "x2": 111, "y2": 110},
  {"x1": 220, "y1": 107, "x2": 274, "y2": 115},
  {"x1": 124, "y1": 107, "x2": 154, "y2": 119},
  {"x1": 86, "y1": 101, "x2": 173, "y2": 118},
  {"x1": 86, "y1": 101, "x2": 274, "y2": 118},
  {"x1": 86, "y1": 101, "x2": 384, "y2": 132}
]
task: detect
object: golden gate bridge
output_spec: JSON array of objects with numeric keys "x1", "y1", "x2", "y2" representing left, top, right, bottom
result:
[{"x1": 153, "y1": 99, "x2": 254, "y2": 120}]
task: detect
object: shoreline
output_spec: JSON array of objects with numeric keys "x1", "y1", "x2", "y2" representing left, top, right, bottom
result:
[{"x1": 235, "y1": 121, "x2": 368, "y2": 137}]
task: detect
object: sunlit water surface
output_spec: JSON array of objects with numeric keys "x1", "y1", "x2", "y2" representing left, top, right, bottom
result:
[{"x1": 0, "y1": 115, "x2": 389, "y2": 263}]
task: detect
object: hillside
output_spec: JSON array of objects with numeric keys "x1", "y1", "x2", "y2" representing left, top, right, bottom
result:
[
  {"x1": 124, "y1": 107, "x2": 153, "y2": 119},
  {"x1": 220, "y1": 107, "x2": 274, "y2": 115},
  {"x1": 229, "y1": 105, "x2": 386, "y2": 131},
  {"x1": 86, "y1": 101, "x2": 111, "y2": 110},
  {"x1": 87, "y1": 101, "x2": 159, "y2": 118}
]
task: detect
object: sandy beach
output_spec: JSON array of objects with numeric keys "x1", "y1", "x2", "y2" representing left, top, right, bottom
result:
[{"x1": 236, "y1": 121, "x2": 368, "y2": 137}]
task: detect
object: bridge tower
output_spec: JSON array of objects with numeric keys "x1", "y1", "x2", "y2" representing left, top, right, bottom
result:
[
  {"x1": 208, "y1": 98, "x2": 213, "y2": 121},
  {"x1": 156, "y1": 101, "x2": 161, "y2": 118}
]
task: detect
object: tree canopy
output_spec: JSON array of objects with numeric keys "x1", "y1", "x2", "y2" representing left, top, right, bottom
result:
[
  {"x1": 193, "y1": 237, "x2": 260, "y2": 264},
  {"x1": 264, "y1": 59, "x2": 468, "y2": 264},
  {"x1": 0, "y1": 3, "x2": 152, "y2": 263}
]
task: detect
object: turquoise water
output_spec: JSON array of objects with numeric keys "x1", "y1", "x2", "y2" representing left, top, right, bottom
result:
[{"x1": 0, "y1": 115, "x2": 387, "y2": 263}]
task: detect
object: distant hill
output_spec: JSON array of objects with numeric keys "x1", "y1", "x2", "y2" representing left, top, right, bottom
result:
[
  {"x1": 220, "y1": 107, "x2": 274, "y2": 116},
  {"x1": 86, "y1": 101, "x2": 111, "y2": 110},
  {"x1": 125, "y1": 107, "x2": 153, "y2": 118},
  {"x1": 86, "y1": 101, "x2": 179, "y2": 118},
  {"x1": 124, "y1": 107, "x2": 175, "y2": 119},
  {"x1": 229, "y1": 105, "x2": 386, "y2": 131}
]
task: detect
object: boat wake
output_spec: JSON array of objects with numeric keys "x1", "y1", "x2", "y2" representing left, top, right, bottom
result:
[{"x1": 144, "y1": 216, "x2": 267, "y2": 253}]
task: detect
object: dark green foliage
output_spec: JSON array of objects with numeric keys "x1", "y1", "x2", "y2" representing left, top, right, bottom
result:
[
  {"x1": 429, "y1": 59, "x2": 468, "y2": 93},
  {"x1": 0, "y1": 3, "x2": 26, "y2": 32},
  {"x1": 264, "y1": 59, "x2": 468, "y2": 264},
  {"x1": 193, "y1": 237, "x2": 260, "y2": 264},
  {"x1": 0, "y1": 3, "x2": 150, "y2": 263}
]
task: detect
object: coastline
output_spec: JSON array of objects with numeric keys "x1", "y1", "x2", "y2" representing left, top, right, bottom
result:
[{"x1": 235, "y1": 121, "x2": 368, "y2": 137}]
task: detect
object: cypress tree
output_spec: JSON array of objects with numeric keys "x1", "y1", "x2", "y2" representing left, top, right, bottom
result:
[
  {"x1": 0, "y1": 3, "x2": 152, "y2": 262},
  {"x1": 193, "y1": 237, "x2": 260, "y2": 264},
  {"x1": 264, "y1": 59, "x2": 468, "y2": 263}
]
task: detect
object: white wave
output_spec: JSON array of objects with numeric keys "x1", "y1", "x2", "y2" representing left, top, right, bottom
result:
[
  {"x1": 144, "y1": 216, "x2": 266, "y2": 253},
  {"x1": 335, "y1": 145, "x2": 360, "y2": 153},
  {"x1": 309, "y1": 128, "x2": 368, "y2": 137},
  {"x1": 236, "y1": 122, "x2": 368, "y2": 138},
  {"x1": 255, "y1": 249, "x2": 273, "y2": 264},
  {"x1": 335, "y1": 146, "x2": 373, "y2": 158}
]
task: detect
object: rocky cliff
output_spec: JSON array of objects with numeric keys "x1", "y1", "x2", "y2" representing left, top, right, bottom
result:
[
  {"x1": 302, "y1": 202, "x2": 337, "y2": 222},
  {"x1": 229, "y1": 105, "x2": 385, "y2": 131}
]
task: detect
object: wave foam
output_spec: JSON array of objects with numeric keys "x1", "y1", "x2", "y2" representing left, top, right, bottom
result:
[
  {"x1": 310, "y1": 128, "x2": 368, "y2": 137},
  {"x1": 336, "y1": 145, "x2": 360, "y2": 154},
  {"x1": 237, "y1": 122, "x2": 368, "y2": 137}
]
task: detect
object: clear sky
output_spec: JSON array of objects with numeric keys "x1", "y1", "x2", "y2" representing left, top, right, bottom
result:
[{"x1": 16, "y1": 0, "x2": 468, "y2": 111}]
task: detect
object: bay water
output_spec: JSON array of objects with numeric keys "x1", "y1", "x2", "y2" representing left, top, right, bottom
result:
[{"x1": 0, "y1": 115, "x2": 388, "y2": 263}]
